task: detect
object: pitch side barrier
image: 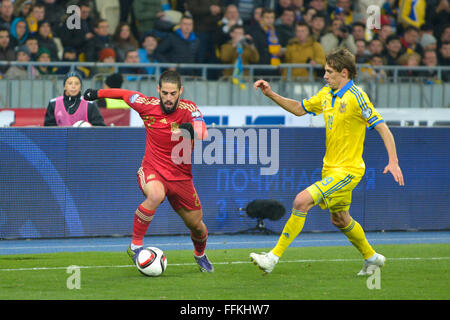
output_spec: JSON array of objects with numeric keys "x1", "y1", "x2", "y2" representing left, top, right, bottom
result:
[
  {"x1": 0, "y1": 127, "x2": 448, "y2": 239},
  {"x1": 0, "y1": 62, "x2": 449, "y2": 109}
]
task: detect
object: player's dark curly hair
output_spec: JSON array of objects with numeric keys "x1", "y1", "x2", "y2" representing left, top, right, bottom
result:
[
  {"x1": 159, "y1": 70, "x2": 182, "y2": 89},
  {"x1": 326, "y1": 48, "x2": 357, "y2": 80}
]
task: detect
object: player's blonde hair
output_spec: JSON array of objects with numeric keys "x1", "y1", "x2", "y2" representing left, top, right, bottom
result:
[{"x1": 326, "y1": 48, "x2": 357, "y2": 79}]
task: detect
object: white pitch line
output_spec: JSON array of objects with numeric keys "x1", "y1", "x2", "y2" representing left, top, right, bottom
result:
[{"x1": 0, "y1": 256, "x2": 449, "y2": 272}]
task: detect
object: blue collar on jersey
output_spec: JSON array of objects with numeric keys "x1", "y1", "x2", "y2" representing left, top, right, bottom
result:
[{"x1": 330, "y1": 79, "x2": 354, "y2": 98}]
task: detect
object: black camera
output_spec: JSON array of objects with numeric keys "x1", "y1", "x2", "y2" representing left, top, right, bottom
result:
[{"x1": 240, "y1": 37, "x2": 254, "y2": 46}]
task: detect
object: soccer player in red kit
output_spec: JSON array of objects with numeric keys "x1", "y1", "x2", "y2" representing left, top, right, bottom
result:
[{"x1": 83, "y1": 70, "x2": 214, "y2": 272}]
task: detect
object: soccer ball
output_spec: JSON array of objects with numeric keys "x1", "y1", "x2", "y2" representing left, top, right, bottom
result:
[
  {"x1": 135, "y1": 247, "x2": 167, "y2": 277},
  {"x1": 72, "y1": 120, "x2": 92, "y2": 127}
]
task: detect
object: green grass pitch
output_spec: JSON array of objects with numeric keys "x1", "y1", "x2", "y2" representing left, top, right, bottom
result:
[{"x1": 0, "y1": 244, "x2": 448, "y2": 300}]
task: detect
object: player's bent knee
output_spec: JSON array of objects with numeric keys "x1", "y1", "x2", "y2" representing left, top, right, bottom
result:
[
  {"x1": 188, "y1": 215, "x2": 205, "y2": 234},
  {"x1": 330, "y1": 211, "x2": 350, "y2": 229},
  {"x1": 145, "y1": 191, "x2": 165, "y2": 208},
  {"x1": 293, "y1": 190, "x2": 314, "y2": 212}
]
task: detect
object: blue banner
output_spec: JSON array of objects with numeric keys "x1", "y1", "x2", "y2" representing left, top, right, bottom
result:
[{"x1": 0, "y1": 127, "x2": 448, "y2": 239}]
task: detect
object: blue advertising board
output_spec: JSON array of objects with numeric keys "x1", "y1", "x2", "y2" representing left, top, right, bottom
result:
[{"x1": 0, "y1": 127, "x2": 448, "y2": 239}]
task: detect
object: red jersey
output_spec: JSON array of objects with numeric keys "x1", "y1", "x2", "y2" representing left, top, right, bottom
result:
[{"x1": 98, "y1": 89, "x2": 207, "y2": 181}]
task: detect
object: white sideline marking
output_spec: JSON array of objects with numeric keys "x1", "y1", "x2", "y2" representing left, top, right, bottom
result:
[{"x1": 0, "y1": 256, "x2": 449, "y2": 272}]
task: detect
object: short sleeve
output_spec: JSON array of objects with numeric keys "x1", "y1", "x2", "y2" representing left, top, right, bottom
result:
[
  {"x1": 352, "y1": 89, "x2": 384, "y2": 130},
  {"x1": 300, "y1": 87, "x2": 327, "y2": 116},
  {"x1": 127, "y1": 93, "x2": 158, "y2": 115}
]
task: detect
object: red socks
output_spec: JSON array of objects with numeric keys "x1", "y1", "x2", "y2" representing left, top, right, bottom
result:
[
  {"x1": 131, "y1": 205, "x2": 155, "y2": 246},
  {"x1": 191, "y1": 225, "x2": 208, "y2": 257},
  {"x1": 132, "y1": 204, "x2": 208, "y2": 256}
]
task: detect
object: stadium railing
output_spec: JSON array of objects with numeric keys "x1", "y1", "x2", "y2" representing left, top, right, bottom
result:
[{"x1": 0, "y1": 61, "x2": 449, "y2": 109}]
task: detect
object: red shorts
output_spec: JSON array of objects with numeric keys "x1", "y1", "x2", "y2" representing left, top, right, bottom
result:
[{"x1": 137, "y1": 166, "x2": 202, "y2": 211}]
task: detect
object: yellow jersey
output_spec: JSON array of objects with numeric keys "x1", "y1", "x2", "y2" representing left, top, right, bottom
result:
[{"x1": 301, "y1": 80, "x2": 384, "y2": 176}]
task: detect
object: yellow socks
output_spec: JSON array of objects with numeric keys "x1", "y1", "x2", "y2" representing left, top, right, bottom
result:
[
  {"x1": 340, "y1": 218, "x2": 375, "y2": 259},
  {"x1": 272, "y1": 209, "x2": 307, "y2": 258},
  {"x1": 271, "y1": 210, "x2": 375, "y2": 260}
]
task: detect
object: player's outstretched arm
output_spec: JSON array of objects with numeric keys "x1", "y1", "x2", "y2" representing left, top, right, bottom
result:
[
  {"x1": 375, "y1": 122, "x2": 405, "y2": 186},
  {"x1": 254, "y1": 79, "x2": 306, "y2": 116},
  {"x1": 84, "y1": 88, "x2": 140, "y2": 102}
]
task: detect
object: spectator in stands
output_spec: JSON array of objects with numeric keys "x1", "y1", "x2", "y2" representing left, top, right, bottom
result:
[
  {"x1": 419, "y1": 23, "x2": 434, "y2": 39},
  {"x1": 320, "y1": 18, "x2": 356, "y2": 54},
  {"x1": 36, "y1": 47, "x2": 57, "y2": 75},
  {"x1": 155, "y1": 15, "x2": 200, "y2": 74},
  {"x1": 215, "y1": 4, "x2": 244, "y2": 48},
  {"x1": 236, "y1": 0, "x2": 258, "y2": 26},
  {"x1": 310, "y1": 12, "x2": 326, "y2": 42},
  {"x1": 85, "y1": 19, "x2": 114, "y2": 62},
  {"x1": 0, "y1": 26, "x2": 14, "y2": 74},
  {"x1": 425, "y1": 0, "x2": 449, "y2": 40},
  {"x1": 308, "y1": 0, "x2": 327, "y2": 14},
  {"x1": 439, "y1": 25, "x2": 450, "y2": 47},
  {"x1": 133, "y1": 0, "x2": 166, "y2": 36},
  {"x1": 24, "y1": 35, "x2": 38, "y2": 60},
  {"x1": 397, "y1": 51, "x2": 422, "y2": 78},
  {"x1": 359, "y1": 54, "x2": 387, "y2": 82},
  {"x1": 9, "y1": 16, "x2": 28, "y2": 47},
  {"x1": 420, "y1": 33, "x2": 437, "y2": 51},
  {"x1": 247, "y1": 8, "x2": 283, "y2": 74},
  {"x1": 138, "y1": 33, "x2": 166, "y2": 75},
  {"x1": 351, "y1": 22, "x2": 366, "y2": 42},
  {"x1": 291, "y1": 0, "x2": 305, "y2": 22},
  {"x1": 97, "y1": 47, "x2": 116, "y2": 74},
  {"x1": 355, "y1": 38, "x2": 370, "y2": 63},
  {"x1": 113, "y1": 22, "x2": 139, "y2": 62},
  {"x1": 438, "y1": 41, "x2": 450, "y2": 81},
  {"x1": 56, "y1": 47, "x2": 85, "y2": 76},
  {"x1": 332, "y1": 6, "x2": 347, "y2": 25},
  {"x1": 25, "y1": 2, "x2": 45, "y2": 35},
  {"x1": 383, "y1": 34, "x2": 404, "y2": 66},
  {"x1": 275, "y1": 8, "x2": 296, "y2": 48},
  {"x1": 398, "y1": 0, "x2": 426, "y2": 29},
  {"x1": 119, "y1": 49, "x2": 144, "y2": 76},
  {"x1": 401, "y1": 25, "x2": 424, "y2": 56},
  {"x1": 275, "y1": 0, "x2": 292, "y2": 18},
  {"x1": 186, "y1": 0, "x2": 222, "y2": 63},
  {"x1": 302, "y1": 7, "x2": 317, "y2": 26},
  {"x1": 421, "y1": 49, "x2": 439, "y2": 83},
  {"x1": 378, "y1": 24, "x2": 394, "y2": 45},
  {"x1": 368, "y1": 38, "x2": 384, "y2": 56},
  {"x1": 333, "y1": 0, "x2": 354, "y2": 25},
  {"x1": 0, "y1": 0, "x2": 15, "y2": 29},
  {"x1": 219, "y1": 24, "x2": 259, "y2": 79},
  {"x1": 37, "y1": 20, "x2": 58, "y2": 61},
  {"x1": 41, "y1": 0, "x2": 65, "y2": 32},
  {"x1": 57, "y1": 0, "x2": 95, "y2": 57},
  {"x1": 14, "y1": 0, "x2": 32, "y2": 19},
  {"x1": 44, "y1": 71, "x2": 105, "y2": 126},
  {"x1": 283, "y1": 21, "x2": 325, "y2": 78},
  {"x1": 5, "y1": 44, "x2": 38, "y2": 79},
  {"x1": 56, "y1": 47, "x2": 90, "y2": 78}
]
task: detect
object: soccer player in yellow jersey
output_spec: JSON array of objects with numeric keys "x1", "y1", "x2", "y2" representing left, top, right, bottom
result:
[{"x1": 250, "y1": 48, "x2": 404, "y2": 276}]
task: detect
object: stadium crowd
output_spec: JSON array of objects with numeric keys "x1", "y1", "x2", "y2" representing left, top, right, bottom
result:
[{"x1": 0, "y1": 0, "x2": 449, "y2": 82}]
